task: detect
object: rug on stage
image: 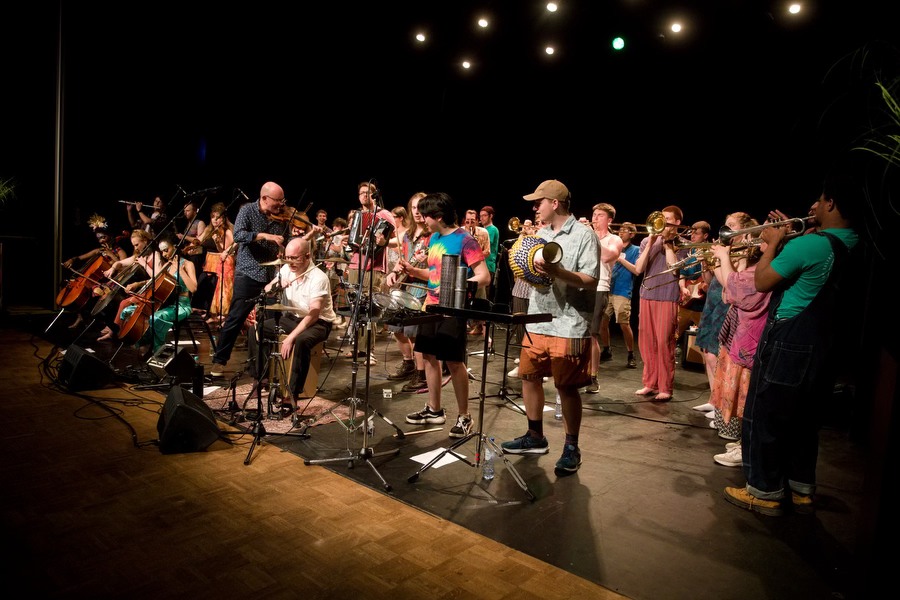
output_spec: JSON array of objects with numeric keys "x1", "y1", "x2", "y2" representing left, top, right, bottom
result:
[{"x1": 202, "y1": 384, "x2": 363, "y2": 435}]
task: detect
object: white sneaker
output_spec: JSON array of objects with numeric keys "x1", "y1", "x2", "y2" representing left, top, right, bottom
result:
[
  {"x1": 704, "y1": 410, "x2": 715, "y2": 419},
  {"x1": 725, "y1": 440, "x2": 741, "y2": 450},
  {"x1": 692, "y1": 402, "x2": 714, "y2": 412},
  {"x1": 507, "y1": 367, "x2": 519, "y2": 378},
  {"x1": 514, "y1": 358, "x2": 520, "y2": 364},
  {"x1": 714, "y1": 445, "x2": 742, "y2": 467}
]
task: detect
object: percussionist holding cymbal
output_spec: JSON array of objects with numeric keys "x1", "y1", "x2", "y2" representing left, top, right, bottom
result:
[{"x1": 209, "y1": 181, "x2": 289, "y2": 378}]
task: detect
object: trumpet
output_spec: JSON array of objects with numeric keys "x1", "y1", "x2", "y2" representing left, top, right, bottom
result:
[{"x1": 718, "y1": 216, "x2": 813, "y2": 244}]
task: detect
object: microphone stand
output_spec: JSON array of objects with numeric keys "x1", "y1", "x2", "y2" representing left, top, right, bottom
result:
[{"x1": 304, "y1": 198, "x2": 400, "y2": 491}]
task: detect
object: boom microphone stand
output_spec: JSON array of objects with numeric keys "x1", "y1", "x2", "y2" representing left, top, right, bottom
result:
[{"x1": 304, "y1": 198, "x2": 400, "y2": 491}]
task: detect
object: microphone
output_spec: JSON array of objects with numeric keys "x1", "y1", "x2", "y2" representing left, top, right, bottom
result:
[
  {"x1": 176, "y1": 184, "x2": 188, "y2": 197},
  {"x1": 235, "y1": 188, "x2": 249, "y2": 201},
  {"x1": 186, "y1": 186, "x2": 224, "y2": 197}
]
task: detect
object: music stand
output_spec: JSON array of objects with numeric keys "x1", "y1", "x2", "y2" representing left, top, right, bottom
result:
[{"x1": 406, "y1": 305, "x2": 551, "y2": 501}]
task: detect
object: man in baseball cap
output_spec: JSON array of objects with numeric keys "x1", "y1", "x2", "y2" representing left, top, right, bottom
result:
[
  {"x1": 522, "y1": 179, "x2": 570, "y2": 203},
  {"x1": 501, "y1": 179, "x2": 599, "y2": 474}
]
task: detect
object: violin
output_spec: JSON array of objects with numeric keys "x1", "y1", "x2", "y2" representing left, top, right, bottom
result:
[{"x1": 268, "y1": 207, "x2": 314, "y2": 231}]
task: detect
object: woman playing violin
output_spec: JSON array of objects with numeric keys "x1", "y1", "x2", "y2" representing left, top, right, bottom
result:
[{"x1": 199, "y1": 202, "x2": 237, "y2": 327}]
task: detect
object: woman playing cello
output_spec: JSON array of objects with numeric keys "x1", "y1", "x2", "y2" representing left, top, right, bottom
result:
[
  {"x1": 96, "y1": 229, "x2": 162, "y2": 342},
  {"x1": 117, "y1": 235, "x2": 197, "y2": 354},
  {"x1": 59, "y1": 217, "x2": 129, "y2": 330}
]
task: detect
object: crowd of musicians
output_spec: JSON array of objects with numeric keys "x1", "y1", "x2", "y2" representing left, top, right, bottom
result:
[{"x1": 58, "y1": 173, "x2": 861, "y2": 516}]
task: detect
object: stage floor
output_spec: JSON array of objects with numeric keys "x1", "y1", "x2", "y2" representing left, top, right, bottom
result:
[{"x1": 30, "y1": 308, "x2": 870, "y2": 600}]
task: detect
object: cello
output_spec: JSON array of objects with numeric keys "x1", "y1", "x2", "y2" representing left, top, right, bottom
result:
[
  {"x1": 90, "y1": 262, "x2": 148, "y2": 320},
  {"x1": 117, "y1": 262, "x2": 178, "y2": 345},
  {"x1": 56, "y1": 254, "x2": 112, "y2": 310}
]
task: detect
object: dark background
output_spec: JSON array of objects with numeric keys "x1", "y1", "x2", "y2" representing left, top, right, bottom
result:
[{"x1": 0, "y1": 1, "x2": 897, "y2": 308}]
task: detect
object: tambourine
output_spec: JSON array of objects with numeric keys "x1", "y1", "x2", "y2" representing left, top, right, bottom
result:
[{"x1": 508, "y1": 235, "x2": 563, "y2": 288}]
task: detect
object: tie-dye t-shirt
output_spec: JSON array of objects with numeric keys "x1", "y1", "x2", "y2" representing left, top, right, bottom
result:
[{"x1": 425, "y1": 227, "x2": 484, "y2": 306}]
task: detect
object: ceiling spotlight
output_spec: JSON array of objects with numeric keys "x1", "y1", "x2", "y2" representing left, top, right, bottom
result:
[
  {"x1": 612, "y1": 37, "x2": 625, "y2": 51},
  {"x1": 547, "y1": 3, "x2": 558, "y2": 12},
  {"x1": 415, "y1": 32, "x2": 426, "y2": 43},
  {"x1": 462, "y1": 60, "x2": 472, "y2": 70},
  {"x1": 478, "y1": 18, "x2": 488, "y2": 29},
  {"x1": 671, "y1": 22, "x2": 682, "y2": 33},
  {"x1": 545, "y1": 46, "x2": 555, "y2": 55},
  {"x1": 788, "y1": 3, "x2": 802, "y2": 15}
]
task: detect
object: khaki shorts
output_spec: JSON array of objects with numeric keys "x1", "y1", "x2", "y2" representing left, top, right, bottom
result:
[
  {"x1": 518, "y1": 333, "x2": 591, "y2": 388},
  {"x1": 603, "y1": 294, "x2": 632, "y2": 324}
]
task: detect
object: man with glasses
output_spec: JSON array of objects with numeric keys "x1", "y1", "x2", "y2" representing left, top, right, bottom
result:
[
  {"x1": 246, "y1": 237, "x2": 336, "y2": 414},
  {"x1": 500, "y1": 180, "x2": 599, "y2": 474},
  {"x1": 209, "y1": 182, "x2": 288, "y2": 378}
]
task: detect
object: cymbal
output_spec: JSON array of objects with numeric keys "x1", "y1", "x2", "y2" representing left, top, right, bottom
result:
[
  {"x1": 260, "y1": 258, "x2": 292, "y2": 266},
  {"x1": 318, "y1": 257, "x2": 350, "y2": 265},
  {"x1": 263, "y1": 303, "x2": 297, "y2": 312}
]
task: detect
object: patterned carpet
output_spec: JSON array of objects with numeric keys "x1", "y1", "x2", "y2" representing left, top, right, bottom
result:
[{"x1": 201, "y1": 383, "x2": 362, "y2": 435}]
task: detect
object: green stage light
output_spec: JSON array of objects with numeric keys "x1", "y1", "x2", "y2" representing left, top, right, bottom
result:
[{"x1": 612, "y1": 36, "x2": 625, "y2": 51}]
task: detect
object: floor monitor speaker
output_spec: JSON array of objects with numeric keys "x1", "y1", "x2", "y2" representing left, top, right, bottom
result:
[
  {"x1": 156, "y1": 386, "x2": 222, "y2": 454},
  {"x1": 57, "y1": 345, "x2": 114, "y2": 392},
  {"x1": 148, "y1": 345, "x2": 196, "y2": 382}
]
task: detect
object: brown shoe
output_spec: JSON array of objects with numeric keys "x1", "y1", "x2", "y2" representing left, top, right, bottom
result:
[
  {"x1": 723, "y1": 486, "x2": 784, "y2": 517},
  {"x1": 791, "y1": 492, "x2": 815, "y2": 514}
]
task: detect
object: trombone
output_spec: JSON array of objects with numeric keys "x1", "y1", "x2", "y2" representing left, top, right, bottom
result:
[
  {"x1": 718, "y1": 216, "x2": 813, "y2": 244},
  {"x1": 610, "y1": 211, "x2": 691, "y2": 236},
  {"x1": 508, "y1": 216, "x2": 535, "y2": 235}
]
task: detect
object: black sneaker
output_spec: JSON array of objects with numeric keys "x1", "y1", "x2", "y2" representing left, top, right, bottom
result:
[
  {"x1": 405, "y1": 405, "x2": 447, "y2": 425},
  {"x1": 555, "y1": 444, "x2": 582, "y2": 472},
  {"x1": 501, "y1": 433, "x2": 549, "y2": 455},
  {"x1": 626, "y1": 353, "x2": 637, "y2": 369},
  {"x1": 599, "y1": 348, "x2": 613, "y2": 361},
  {"x1": 387, "y1": 359, "x2": 416, "y2": 381},
  {"x1": 401, "y1": 372, "x2": 428, "y2": 393},
  {"x1": 448, "y1": 414, "x2": 473, "y2": 439}
]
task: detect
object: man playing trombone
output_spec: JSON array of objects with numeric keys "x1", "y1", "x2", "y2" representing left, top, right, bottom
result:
[{"x1": 633, "y1": 206, "x2": 689, "y2": 402}]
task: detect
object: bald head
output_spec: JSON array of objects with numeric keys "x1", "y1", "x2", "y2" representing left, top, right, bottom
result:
[
  {"x1": 285, "y1": 237, "x2": 309, "y2": 258},
  {"x1": 260, "y1": 181, "x2": 284, "y2": 200}
]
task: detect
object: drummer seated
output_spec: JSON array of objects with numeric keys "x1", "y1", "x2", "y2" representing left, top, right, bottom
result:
[{"x1": 246, "y1": 238, "x2": 338, "y2": 413}]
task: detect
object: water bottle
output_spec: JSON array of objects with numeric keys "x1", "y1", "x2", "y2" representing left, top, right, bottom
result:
[
  {"x1": 482, "y1": 438, "x2": 495, "y2": 480},
  {"x1": 554, "y1": 393, "x2": 563, "y2": 420}
]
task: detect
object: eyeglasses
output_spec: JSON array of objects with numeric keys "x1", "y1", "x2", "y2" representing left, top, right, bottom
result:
[
  {"x1": 263, "y1": 195, "x2": 286, "y2": 204},
  {"x1": 284, "y1": 254, "x2": 308, "y2": 261}
]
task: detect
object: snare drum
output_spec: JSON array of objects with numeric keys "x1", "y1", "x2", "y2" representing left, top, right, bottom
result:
[
  {"x1": 390, "y1": 289, "x2": 423, "y2": 315},
  {"x1": 372, "y1": 292, "x2": 400, "y2": 322}
]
